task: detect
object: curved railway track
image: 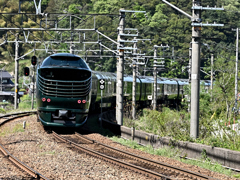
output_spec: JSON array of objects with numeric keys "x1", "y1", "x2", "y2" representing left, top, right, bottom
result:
[
  {"x1": 52, "y1": 131, "x2": 218, "y2": 180},
  {"x1": 0, "y1": 111, "x2": 49, "y2": 180}
]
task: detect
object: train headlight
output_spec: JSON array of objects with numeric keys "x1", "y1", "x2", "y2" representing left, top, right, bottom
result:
[
  {"x1": 47, "y1": 98, "x2": 51, "y2": 102},
  {"x1": 82, "y1": 100, "x2": 86, "y2": 104},
  {"x1": 78, "y1": 100, "x2": 81, "y2": 104},
  {"x1": 42, "y1": 98, "x2": 46, "y2": 102}
]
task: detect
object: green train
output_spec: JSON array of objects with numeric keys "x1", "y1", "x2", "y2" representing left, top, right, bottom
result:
[
  {"x1": 36, "y1": 53, "x2": 210, "y2": 128},
  {"x1": 36, "y1": 53, "x2": 92, "y2": 127}
]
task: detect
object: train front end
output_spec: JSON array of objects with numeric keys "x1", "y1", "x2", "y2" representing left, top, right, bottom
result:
[{"x1": 36, "y1": 53, "x2": 92, "y2": 127}]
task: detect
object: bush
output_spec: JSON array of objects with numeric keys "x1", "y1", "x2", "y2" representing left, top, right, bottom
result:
[
  {"x1": 0, "y1": 108, "x2": 6, "y2": 114},
  {"x1": 133, "y1": 108, "x2": 192, "y2": 141},
  {"x1": 125, "y1": 107, "x2": 240, "y2": 151},
  {"x1": 18, "y1": 95, "x2": 36, "y2": 109}
]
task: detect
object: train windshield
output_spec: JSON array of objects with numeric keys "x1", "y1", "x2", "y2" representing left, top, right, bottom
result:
[{"x1": 42, "y1": 55, "x2": 88, "y2": 69}]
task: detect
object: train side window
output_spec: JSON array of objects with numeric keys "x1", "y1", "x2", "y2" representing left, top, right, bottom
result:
[
  {"x1": 147, "y1": 84, "x2": 151, "y2": 94},
  {"x1": 124, "y1": 81, "x2": 128, "y2": 93},
  {"x1": 168, "y1": 85, "x2": 171, "y2": 94},
  {"x1": 157, "y1": 84, "x2": 160, "y2": 94},
  {"x1": 127, "y1": 82, "x2": 131, "y2": 94},
  {"x1": 1, "y1": 79, "x2": 8, "y2": 84},
  {"x1": 137, "y1": 83, "x2": 140, "y2": 92},
  {"x1": 108, "y1": 81, "x2": 110, "y2": 93}
]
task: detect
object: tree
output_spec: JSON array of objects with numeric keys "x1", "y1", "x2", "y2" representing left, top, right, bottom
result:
[{"x1": 211, "y1": 49, "x2": 236, "y2": 120}]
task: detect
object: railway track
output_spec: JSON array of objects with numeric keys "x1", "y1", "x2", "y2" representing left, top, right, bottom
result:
[
  {"x1": 52, "y1": 131, "x2": 218, "y2": 180},
  {"x1": 0, "y1": 111, "x2": 49, "y2": 180}
]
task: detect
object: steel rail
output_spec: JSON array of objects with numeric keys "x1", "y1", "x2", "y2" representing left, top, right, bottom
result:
[
  {"x1": 74, "y1": 132, "x2": 216, "y2": 180},
  {"x1": 0, "y1": 111, "x2": 37, "y2": 126},
  {"x1": 0, "y1": 143, "x2": 49, "y2": 180},
  {"x1": 52, "y1": 131, "x2": 173, "y2": 180},
  {"x1": 0, "y1": 111, "x2": 49, "y2": 180}
]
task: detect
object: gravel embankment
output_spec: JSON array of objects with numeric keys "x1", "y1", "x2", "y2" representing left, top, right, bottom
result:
[
  {"x1": 0, "y1": 115, "x2": 151, "y2": 180},
  {"x1": 0, "y1": 115, "x2": 239, "y2": 180}
]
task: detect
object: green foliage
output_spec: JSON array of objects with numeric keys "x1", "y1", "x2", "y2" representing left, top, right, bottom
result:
[
  {"x1": 130, "y1": 108, "x2": 192, "y2": 141},
  {"x1": 91, "y1": 0, "x2": 119, "y2": 14},
  {"x1": 148, "y1": 4, "x2": 167, "y2": 28},
  {"x1": 68, "y1": 4, "x2": 80, "y2": 13},
  {"x1": 0, "y1": 0, "x2": 238, "y2": 77},
  {"x1": 126, "y1": 105, "x2": 240, "y2": 152},
  {"x1": 18, "y1": 95, "x2": 36, "y2": 110},
  {"x1": 0, "y1": 107, "x2": 6, "y2": 114}
]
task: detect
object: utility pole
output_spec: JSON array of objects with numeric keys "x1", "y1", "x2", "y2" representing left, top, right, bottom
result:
[
  {"x1": 70, "y1": 32, "x2": 74, "y2": 54},
  {"x1": 14, "y1": 33, "x2": 19, "y2": 109},
  {"x1": 190, "y1": 0, "x2": 201, "y2": 139},
  {"x1": 1, "y1": 69, "x2": 2, "y2": 92},
  {"x1": 132, "y1": 37, "x2": 137, "y2": 120},
  {"x1": 152, "y1": 45, "x2": 167, "y2": 110},
  {"x1": 31, "y1": 65, "x2": 35, "y2": 109},
  {"x1": 171, "y1": 47, "x2": 175, "y2": 65},
  {"x1": 116, "y1": 9, "x2": 145, "y2": 125},
  {"x1": 131, "y1": 38, "x2": 149, "y2": 118},
  {"x1": 189, "y1": 42, "x2": 192, "y2": 84},
  {"x1": 162, "y1": 0, "x2": 224, "y2": 139},
  {"x1": 234, "y1": 28, "x2": 239, "y2": 112},
  {"x1": 31, "y1": 46, "x2": 36, "y2": 110},
  {"x1": 153, "y1": 47, "x2": 157, "y2": 110},
  {"x1": 116, "y1": 9, "x2": 125, "y2": 125},
  {"x1": 211, "y1": 53, "x2": 214, "y2": 100},
  {"x1": 188, "y1": 42, "x2": 192, "y2": 112}
]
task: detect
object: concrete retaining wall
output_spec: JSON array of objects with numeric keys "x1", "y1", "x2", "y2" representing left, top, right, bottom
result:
[{"x1": 120, "y1": 126, "x2": 240, "y2": 170}]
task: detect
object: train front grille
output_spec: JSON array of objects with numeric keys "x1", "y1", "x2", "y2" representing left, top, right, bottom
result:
[{"x1": 37, "y1": 69, "x2": 92, "y2": 98}]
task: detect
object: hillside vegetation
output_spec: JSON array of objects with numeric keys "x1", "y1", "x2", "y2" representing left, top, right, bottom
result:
[{"x1": 0, "y1": 0, "x2": 239, "y2": 146}]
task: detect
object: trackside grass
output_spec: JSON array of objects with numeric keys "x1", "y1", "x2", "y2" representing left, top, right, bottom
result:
[{"x1": 110, "y1": 136, "x2": 240, "y2": 179}]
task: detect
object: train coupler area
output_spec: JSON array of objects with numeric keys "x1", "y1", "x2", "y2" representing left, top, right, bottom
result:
[{"x1": 52, "y1": 110, "x2": 76, "y2": 120}]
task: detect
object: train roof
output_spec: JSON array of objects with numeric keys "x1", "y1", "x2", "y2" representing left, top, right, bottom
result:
[
  {"x1": 173, "y1": 78, "x2": 189, "y2": 85},
  {"x1": 50, "y1": 53, "x2": 80, "y2": 58},
  {"x1": 138, "y1": 76, "x2": 153, "y2": 83},
  {"x1": 93, "y1": 71, "x2": 116, "y2": 81},
  {"x1": 41, "y1": 53, "x2": 90, "y2": 70},
  {"x1": 124, "y1": 75, "x2": 141, "y2": 83},
  {"x1": 201, "y1": 80, "x2": 211, "y2": 86},
  {"x1": 91, "y1": 71, "x2": 213, "y2": 87},
  {"x1": 140, "y1": 76, "x2": 179, "y2": 85}
]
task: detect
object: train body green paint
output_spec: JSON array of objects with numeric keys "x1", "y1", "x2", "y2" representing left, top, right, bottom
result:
[{"x1": 36, "y1": 53, "x2": 92, "y2": 127}]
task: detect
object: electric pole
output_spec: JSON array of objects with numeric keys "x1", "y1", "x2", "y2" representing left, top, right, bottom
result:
[
  {"x1": 116, "y1": 9, "x2": 125, "y2": 125},
  {"x1": 70, "y1": 32, "x2": 74, "y2": 54},
  {"x1": 189, "y1": 42, "x2": 192, "y2": 84},
  {"x1": 233, "y1": 28, "x2": 239, "y2": 112},
  {"x1": 190, "y1": 0, "x2": 201, "y2": 139},
  {"x1": 116, "y1": 9, "x2": 145, "y2": 125},
  {"x1": 152, "y1": 45, "x2": 167, "y2": 110},
  {"x1": 132, "y1": 37, "x2": 137, "y2": 120},
  {"x1": 14, "y1": 33, "x2": 19, "y2": 109},
  {"x1": 1, "y1": 69, "x2": 2, "y2": 92},
  {"x1": 162, "y1": 0, "x2": 224, "y2": 138},
  {"x1": 31, "y1": 47, "x2": 36, "y2": 110},
  {"x1": 211, "y1": 53, "x2": 214, "y2": 101},
  {"x1": 153, "y1": 47, "x2": 157, "y2": 110},
  {"x1": 132, "y1": 38, "x2": 150, "y2": 118}
]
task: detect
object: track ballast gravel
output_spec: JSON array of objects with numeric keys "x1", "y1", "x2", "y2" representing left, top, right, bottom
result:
[{"x1": 0, "y1": 115, "x2": 238, "y2": 180}]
